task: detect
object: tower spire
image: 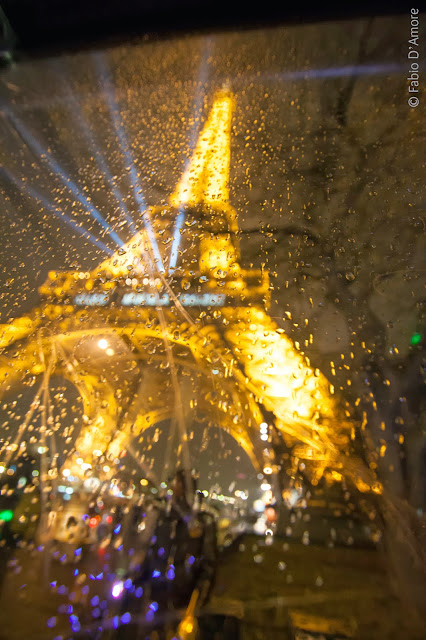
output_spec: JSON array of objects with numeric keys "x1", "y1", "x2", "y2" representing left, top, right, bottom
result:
[{"x1": 170, "y1": 91, "x2": 234, "y2": 208}]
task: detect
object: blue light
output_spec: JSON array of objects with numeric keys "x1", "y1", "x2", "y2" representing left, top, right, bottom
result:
[
  {"x1": 124, "y1": 578, "x2": 132, "y2": 590},
  {"x1": 276, "y1": 63, "x2": 404, "y2": 81},
  {"x1": 2, "y1": 110, "x2": 124, "y2": 247},
  {"x1": 188, "y1": 555, "x2": 195, "y2": 566},
  {"x1": 169, "y1": 39, "x2": 211, "y2": 272},
  {"x1": 113, "y1": 616, "x2": 119, "y2": 630},
  {"x1": 121, "y1": 612, "x2": 131, "y2": 624},
  {"x1": 120, "y1": 291, "x2": 225, "y2": 307},
  {"x1": 149, "y1": 601, "x2": 159, "y2": 612},
  {"x1": 121, "y1": 292, "x2": 170, "y2": 306},
  {"x1": 91, "y1": 596, "x2": 100, "y2": 607},
  {"x1": 93, "y1": 52, "x2": 165, "y2": 272},
  {"x1": 169, "y1": 210, "x2": 185, "y2": 272},
  {"x1": 233, "y1": 63, "x2": 406, "y2": 87},
  {"x1": 166, "y1": 568, "x2": 175, "y2": 580},
  {"x1": 152, "y1": 570, "x2": 161, "y2": 578},
  {"x1": 135, "y1": 587, "x2": 143, "y2": 598},
  {"x1": 1, "y1": 168, "x2": 113, "y2": 255},
  {"x1": 51, "y1": 67, "x2": 138, "y2": 236},
  {"x1": 114, "y1": 524, "x2": 121, "y2": 534}
]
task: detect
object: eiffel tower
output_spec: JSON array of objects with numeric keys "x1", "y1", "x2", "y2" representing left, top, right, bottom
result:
[{"x1": 0, "y1": 91, "x2": 378, "y2": 493}]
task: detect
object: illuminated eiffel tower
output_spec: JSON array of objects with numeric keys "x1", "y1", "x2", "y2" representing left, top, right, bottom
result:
[{"x1": 0, "y1": 92, "x2": 379, "y2": 493}]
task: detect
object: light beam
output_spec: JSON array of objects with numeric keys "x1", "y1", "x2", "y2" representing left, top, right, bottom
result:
[{"x1": 92, "y1": 52, "x2": 165, "y2": 272}]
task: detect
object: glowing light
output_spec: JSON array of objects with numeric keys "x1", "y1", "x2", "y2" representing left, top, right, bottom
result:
[
  {"x1": 273, "y1": 62, "x2": 405, "y2": 82},
  {"x1": 3, "y1": 112, "x2": 124, "y2": 246},
  {"x1": 169, "y1": 210, "x2": 185, "y2": 272},
  {"x1": 120, "y1": 291, "x2": 225, "y2": 307},
  {"x1": 111, "y1": 581, "x2": 124, "y2": 598},
  {"x1": 62, "y1": 85, "x2": 138, "y2": 236},
  {"x1": 74, "y1": 293, "x2": 109, "y2": 306},
  {"x1": 410, "y1": 332, "x2": 422, "y2": 346},
  {"x1": 0, "y1": 465, "x2": 5, "y2": 474},
  {"x1": 1, "y1": 169, "x2": 114, "y2": 255},
  {"x1": 98, "y1": 339, "x2": 109, "y2": 350},
  {"x1": 62, "y1": 469, "x2": 70, "y2": 477},
  {"x1": 38, "y1": 446, "x2": 48, "y2": 454},
  {"x1": 105, "y1": 348, "x2": 115, "y2": 357},
  {"x1": 170, "y1": 92, "x2": 234, "y2": 208},
  {"x1": 93, "y1": 52, "x2": 164, "y2": 271},
  {"x1": 253, "y1": 500, "x2": 265, "y2": 513},
  {"x1": 0, "y1": 89, "x2": 367, "y2": 497},
  {"x1": 0, "y1": 510, "x2": 14, "y2": 522}
]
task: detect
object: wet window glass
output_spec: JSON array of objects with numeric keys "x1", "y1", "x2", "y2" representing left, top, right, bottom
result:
[{"x1": 0, "y1": 12, "x2": 424, "y2": 640}]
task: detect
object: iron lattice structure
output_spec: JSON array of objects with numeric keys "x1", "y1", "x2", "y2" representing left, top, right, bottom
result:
[{"x1": 0, "y1": 92, "x2": 378, "y2": 492}]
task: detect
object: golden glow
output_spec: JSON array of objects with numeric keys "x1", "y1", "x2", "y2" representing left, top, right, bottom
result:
[
  {"x1": 95, "y1": 230, "x2": 150, "y2": 279},
  {"x1": 0, "y1": 316, "x2": 39, "y2": 350},
  {"x1": 183, "y1": 621, "x2": 194, "y2": 633},
  {"x1": 0, "y1": 90, "x2": 379, "y2": 494},
  {"x1": 170, "y1": 92, "x2": 234, "y2": 208},
  {"x1": 199, "y1": 235, "x2": 238, "y2": 276}
]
